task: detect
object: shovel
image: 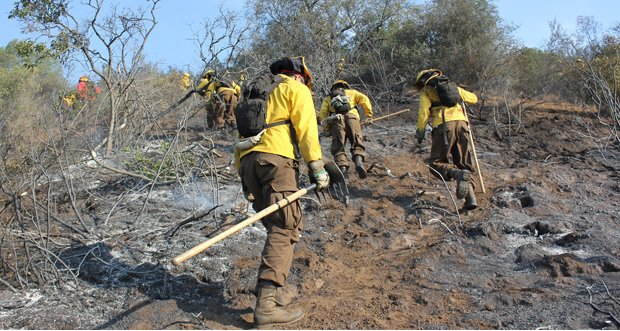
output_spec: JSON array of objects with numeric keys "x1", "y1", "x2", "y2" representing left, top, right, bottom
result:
[
  {"x1": 363, "y1": 108, "x2": 410, "y2": 125},
  {"x1": 171, "y1": 160, "x2": 348, "y2": 266}
]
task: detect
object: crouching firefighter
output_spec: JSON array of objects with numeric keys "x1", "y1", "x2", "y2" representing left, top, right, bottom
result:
[
  {"x1": 319, "y1": 80, "x2": 373, "y2": 179},
  {"x1": 233, "y1": 56, "x2": 329, "y2": 329},
  {"x1": 414, "y1": 69, "x2": 479, "y2": 210}
]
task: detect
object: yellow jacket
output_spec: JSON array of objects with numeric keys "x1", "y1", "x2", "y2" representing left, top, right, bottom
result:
[
  {"x1": 196, "y1": 78, "x2": 240, "y2": 100},
  {"x1": 417, "y1": 86, "x2": 478, "y2": 131},
  {"x1": 235, "y1": 74, "x2": 323, "y2": 168},
  {"x1": 319, "y1": 89, "x2": 373, "y2": 121},
  {"x1": 180, "y1": 76, "x2": 191, "y2": 89}
]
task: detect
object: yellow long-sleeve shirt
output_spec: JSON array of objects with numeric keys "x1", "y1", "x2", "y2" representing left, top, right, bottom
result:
[
  {"x1": 417, "y1": 86, "x2": 478, "y2": 131},
  {"x1": 319, "y1": 89, "x2": 373, "y2": 121},
  {"x1": 196, "y1": 78, "x2": 240, "y2": 100},
  {"x1": 235, "y1": 74, "x2": 323, "y2": 168}
]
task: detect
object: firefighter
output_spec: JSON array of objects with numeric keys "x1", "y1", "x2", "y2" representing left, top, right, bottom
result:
[
  {"x1": 76, "y1": 76, "x2": 100, "y2": 102},
  {"x1": 319, "y1": 80, "x2": 373, "y2": 179},
  {"x1": 236, "y1": 56, "x2": 329, "y2": 329},
  {"x1": 180, "y1": 72, "x2": 191, "y2": 89},
  {"x1": 415, "y1": 69, "x2": 479, "y2": 210},
  {"x1": 195, "y1": 69, "x2": 240, "y2": 129}
]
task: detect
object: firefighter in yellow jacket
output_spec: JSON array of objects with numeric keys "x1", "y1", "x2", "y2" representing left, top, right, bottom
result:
[
  {"x1": 319, "y1": 80, "x2": 373, "y2": 179},
  {"x1": 415, "y1": 69, "x2": 479, "y2": 210},
  {"x1": 195, "y1": 69, "x2": 241, "y2": 129},
  {"x1": 180, "y1": 72, "x2": 191, "y2": 89},
  {"x1": 235, "y1": 56, "x2": 329, "y2": 329}
]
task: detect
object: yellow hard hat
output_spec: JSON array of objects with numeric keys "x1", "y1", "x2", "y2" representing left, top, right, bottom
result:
[
  {"x1": 202, "y1": 69, "x2": 215, "y2": 79},
  {"x1": 330, "y1": 80, "x2": 350, "y2": 91},
  {"x1": 183, "y1": 72, "x2": 190, "y2": 77},
  {"x1": 79, "y1": 76, "x2": 89, "y2": 82},
  {"x1": 415, "y1": 69, "x2": 442, "y2": 90}
]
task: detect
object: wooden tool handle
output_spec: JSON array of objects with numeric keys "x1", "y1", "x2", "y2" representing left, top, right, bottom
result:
[{"x1": 172, "y1": 184, "x2": 315, "y2": 266}]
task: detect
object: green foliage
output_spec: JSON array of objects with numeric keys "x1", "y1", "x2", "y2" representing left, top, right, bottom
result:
[
  {"x1": 122, "y1": 142, "x2": 196, "y2": 181},
  {"x1": 0, "y1": 39, "x2": 67, "y2": 107},
  {"x1": 509, "y1": 47, "x2": 563, "y2": 98},
  {"x1": 9, "y1": 0, "x2": 69, "y2": 28}
]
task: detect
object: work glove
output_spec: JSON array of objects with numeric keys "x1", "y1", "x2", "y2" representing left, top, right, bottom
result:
[
  {"x1": 308, "y1": 160, "x2": 330, "y2": 190},
  {"x1": 415, "y1": 129, "x2": 425, "y2": 144},
  {"x1": 362, "y1": 117, "x2": 372, "y2": 125}
]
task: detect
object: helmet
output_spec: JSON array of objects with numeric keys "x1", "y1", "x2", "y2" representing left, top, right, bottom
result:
[
  {"x1": 269, "y1": 56, "x2": 314, "y2": 89},
  {"x1": 330, "y1": 80, "x2": 350, "y2": 91},
  {"x1": 202, "y1": 69, "x2": 216, "y2": 79},
  {"x1": 183, "y1": 72, "x2": 190, "y2": 77},
  {"x1": 415, "y1": 69, "x2": 442, "y2": 90},
  {"x1": 79, "y1": 76, "x2": 89, "y2": 82}
]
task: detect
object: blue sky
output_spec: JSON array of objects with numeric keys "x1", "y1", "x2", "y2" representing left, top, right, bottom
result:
[{"x1": 1, "y1": 0, "x2": 618, "y2": 80}]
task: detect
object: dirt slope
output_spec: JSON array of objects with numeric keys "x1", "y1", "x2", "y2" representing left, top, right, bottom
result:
[{"x1": 0, "y1": 100, "x2": 618, "y2": 330}]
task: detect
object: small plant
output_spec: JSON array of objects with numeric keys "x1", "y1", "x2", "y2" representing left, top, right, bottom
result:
[{"x1": 122, "y1": 141, "x2": 196, "y2": 181}]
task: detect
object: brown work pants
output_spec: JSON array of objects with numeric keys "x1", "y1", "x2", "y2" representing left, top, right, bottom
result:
[
  {"x1": 329, "y1": 112, "x2": 366, "y2": 168},
  {"x1": 208, "y1": 90, "x2": 238, "y2": 129},
  {"x1": 239, "y1": 152, "x2": 303, "y2": 287},
  {"x1": 429, "y1": 120, "x2": 477, "y2": 188}
]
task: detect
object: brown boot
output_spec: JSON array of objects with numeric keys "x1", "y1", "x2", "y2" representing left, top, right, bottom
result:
[
  {"x1": 354, "y1": 155, "x2": 367, "y2": 179},
  {"x1": 449, "y1": 169, "x2": 471, "y2": 199},
  {"x1": 465, "y1": 184, "x2": 478, "y2": 210},
  {"x1": 254, "y1": 281, "x2": 303, "y2": 329},
  {"x1": 254, "y1": 283, "x2": 285, "y2": 306}
]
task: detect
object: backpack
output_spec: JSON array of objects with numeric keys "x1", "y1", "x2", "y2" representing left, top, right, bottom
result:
[
  {"x1": 427, "y1": 75, "x2": 461, "y2": 107},
  {"x1": 234, "y1": 73, "x2": 289, "y2": 138},
  {"x1": 329, "y1": 88, "x2": 351, "y2": 114}
]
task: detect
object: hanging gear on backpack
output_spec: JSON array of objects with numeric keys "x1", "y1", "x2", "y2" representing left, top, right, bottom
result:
[{"x1": 329, "y1": 88, "x2": 351, "y2": 115}]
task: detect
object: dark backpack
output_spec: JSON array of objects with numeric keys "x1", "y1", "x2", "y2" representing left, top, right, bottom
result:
[
  {"x1": 329, "y1": 88, "x2": 351, "y2": 114},
  {"x1": 428, "y1": 75, "x2": 461, "y2": 107},
  {"x1": 234, "y1": 73, "x2": 289, "y2": 138}
]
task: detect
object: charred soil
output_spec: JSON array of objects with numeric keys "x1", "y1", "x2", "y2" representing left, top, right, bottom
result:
[{"x1": 0, "y1": 100, "x2": 619, "y2": 330}]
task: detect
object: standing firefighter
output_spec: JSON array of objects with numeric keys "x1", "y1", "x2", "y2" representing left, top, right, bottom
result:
[
  {"x1": 195, "y1": 69, "x2": 240, "y2": 130},
  {"x1": 180, "y1": 72, "x2": 191, "y2": 90},
  {"x1": 76, "y1": 76, "x2": 100, "y2": 102},
  {"x1": 319, "y1": 80, "x2": 373, "y2": 179},
  {"x1": 235, "y1": 56, "x2": 329, "y2": 329},
  {"x1": 415, "y1": 69, "x2": 479, "y2": 210}
]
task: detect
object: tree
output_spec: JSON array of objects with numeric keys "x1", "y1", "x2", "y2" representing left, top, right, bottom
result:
[
  {"x1": 547, "y1": 16, "x2": 620, "y2": 145},
  {"x1": 416, "y1": 0, "x2": 514, "y2": 90},
  {"x1": 508, "y1": 47, "x2": 563, "y2": 99},
  {"x1": 245, "y1": 0, "x2": 407, "y2": 97},
  {"x1": 10, "y1": 0, "x2": 161, "y2": 157}
]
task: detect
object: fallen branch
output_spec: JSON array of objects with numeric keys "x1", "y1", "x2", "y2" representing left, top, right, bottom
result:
[
  {"x1": 166, "y1": 205, "x2": 221, "y2": 238},
  {"x1": 428, "y1": 218, "x2": 454, "y2": 235},
  {"x1": 0, "y1": 277, "x2": 17, "y2": 293},
  {"x1": 586, "y1": 285, "x2": 620, "y2": 326}
]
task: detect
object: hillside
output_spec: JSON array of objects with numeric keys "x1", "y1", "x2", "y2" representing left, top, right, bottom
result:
[{"x1": 0, "y1": 99, "x2": 618, "y2": 330}]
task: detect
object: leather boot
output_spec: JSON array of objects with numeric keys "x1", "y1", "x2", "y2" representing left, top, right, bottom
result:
[
  {"x1": 354, "y1": 155, "x2": 367, "y2": 179},
  {"x1": 448, "y1": 169, "x2": 471, "y2": 199},
  {"x1": 254, "y1": 281, "x2": 303, "y2": 329},
  {"x1": 465, "y1": 184, "x2": 478, "y2": 210},
  {"x1": 254, "y1": 283, "x2": 285, "y2": 306}
]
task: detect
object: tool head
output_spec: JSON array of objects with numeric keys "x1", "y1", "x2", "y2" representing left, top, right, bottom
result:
[{"x1": 322, "y1": 159, "x2": 350, "y2": 205}]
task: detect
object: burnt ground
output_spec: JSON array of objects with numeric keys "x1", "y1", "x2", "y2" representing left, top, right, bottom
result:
[{"x1": 0, "y1": 100, "x2": 619, "y2": 330}]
